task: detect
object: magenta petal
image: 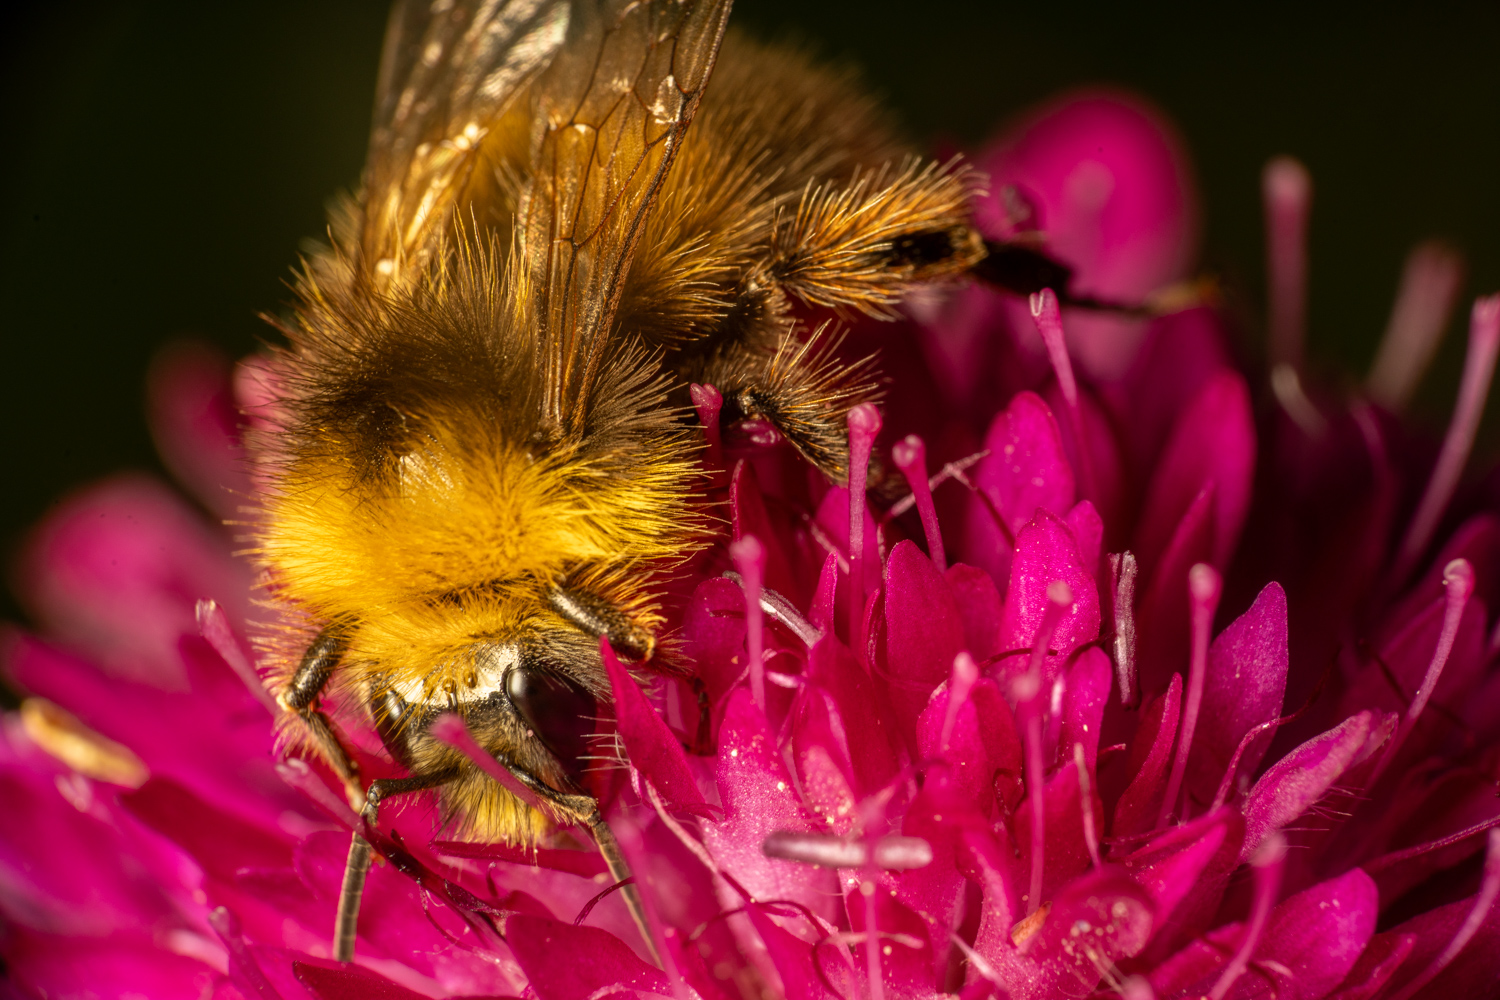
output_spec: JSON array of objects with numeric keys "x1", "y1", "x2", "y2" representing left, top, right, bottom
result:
[
  {"x1": 1000, "y1": 511, "x2": 1101, "y2": 665},
  {"x1": 1135, "y1": 484, "x2": 1215, "y2": 697},
  {"x1": 1163, "y1": 867, "x2": 1378, "y2": 1000},
  {"x1": 703, "y1": 689, "x2": 840, "y2": 922},
  {"x1": 1113, "y1": 308, "x2": 1233, "y2": 473},
  {"x1": 682, "y1": 577, "x2": 747, "y2": 736},
  {"x1": 504, "y1": 914, "x2": 670, "y2": 1000},
  {"x1": 844, "y1": 885, "x2": 936, "y2": 991},
  {"x1": 1013, "y1": 757, "x2": 1100, "y2": 903},
  {"x1": 744, "y1": 903, "x2": 844, "y2": 1000},
  {"x1": 1058, "y1": 647, "x2": 1111, "y2": 769},
  {"x1": 5, "y1": 931, "x2": 230, "y2": 1000},
  {"x1": 884, "y1": 539, "x2": 965, "y2": 739},
  {"x1": 945, "y1": 563, "x2": 1005, "y2": 661},
  {"x1": 731, "y1": 460, "x2": 804, "y2": 608},
  {"x1": 985, "y1": 867, "x2": 1154, "y2": 1000},
  {"x1": 1063, "y1": 500, "x2": 1103, "y2": 573},
  {"x1": 601, "y1": 641, "x2": 709, "y2": 815},
  {"x1": 1328, "y1": 932, "x2": 1416, "y2": 1000},
  {"x1": 974, "y1": 93, "x2": 1197, "y2": 303},
  {"x1": 791, "y1": 687, "x2": 859, "y2": 833},
  {"x1": 1366, "y1": 891, "x2": 1500, "y2": 999},
  {"x1": 804, "y1": 637, "x2": 900, "y2": 797},
  {"x1": 294, "y1": 958, "x2": 430, "y2": 1000},
  {"x1": 1113, "y1": 673, "x2": 1182, "y2": 838},
  {"x1": 977, "y1": 391, "x2": 1076, "y2": 531},
  {"x1": 4, "y1": 634, "x2": 299, "y2": 829},
  {"x1": 1133, "y1": 370, "x2": 1255, "y2": 576},
  {"x1": 16, "y1": 476, "x2": 251, "y2": 688},
  {"x1": 147, "y1": 341, "x2": 252, "y2": 519},
  {"x1": 1118, "y1": 808, "x2": 1244, "y2": 961},
  {"x1": 0, "y1": 754, "x2": 182, "y2": 936},
  {"x1": 1184, "y1": 582, "x2": 1290, "y2": 809},
  {"x1": 1241, "y1": 710, "x2": 1394, "y2": 861},
  {"x1": 917, "y1": 676, "x2": 1021, "y2": 819}
]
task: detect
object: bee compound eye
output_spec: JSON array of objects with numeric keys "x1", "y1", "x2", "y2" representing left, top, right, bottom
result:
[{"x1": 504, "y1": 667, "x2": 597, "y2": 787}]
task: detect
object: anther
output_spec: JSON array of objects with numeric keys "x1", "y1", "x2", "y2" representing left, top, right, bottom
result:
[
  {"x1": 847, "y1": 403, "x2": 882, "y2": 646},
  {"x1": 892, "y1": 434, "x2": 945, "y2": 570},
  {"x1": 729, "y1": 535, "x2": 768, "y2": 714},
  {"x1": 1110, "y1": 552, "x2": 1140, "y2": 708},
  {"x1": 1207, "y1": 832, "x2": 1287, "y2": 1000},
  {"x1": 1159, "y1": 562, "x2": 1222, "y2": 827},
  {"x1": 1367, "y1": 241, "x2": 1465, "y2": 412},
  {"x1": 1396, "y1": 297, "x2": 1500, "y2": 580}
]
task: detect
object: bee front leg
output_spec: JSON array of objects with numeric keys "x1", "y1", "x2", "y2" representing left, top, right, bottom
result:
[
  {"x1": 335, "y1": 768, "x2": 458, "y2": 963},
  {"x1": 281, "y1": 627, "x2": 362, "y2": 807}
]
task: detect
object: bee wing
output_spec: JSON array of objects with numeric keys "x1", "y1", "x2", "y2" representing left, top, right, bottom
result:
[
  {"x1": 361, "y1": 0, "x2": 573, "y2": 280},
  {"x1": 522, "y1": 0, "x2": 730, "y2": 432}
]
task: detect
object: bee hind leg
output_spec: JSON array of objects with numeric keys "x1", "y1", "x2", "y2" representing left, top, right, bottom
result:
[{"x1": 335, "y1": 769, "x2": 458, "y2": 963}]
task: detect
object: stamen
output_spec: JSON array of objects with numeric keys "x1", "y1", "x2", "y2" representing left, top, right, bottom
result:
[
  {"x1": 863, "y1": 875, "x2": 885, "y2": 1000},
  {"x1": 939, "y1": 652, "x2": 979, "y2": 752},
  {"x1": 1075, "y1": 742, "x2": 1102, "y2": 869},
  {"x1": 892, "y1": 435, "x2": 946, "y2": 570},
  {"x1": 886, "y1": 449, "x2": 989, "y2": 519},
  {"x1": 729, "y1": 536, "x2": 768, "y2": 714},
  {"x1": 1263, "y1": 156, "x2": 1311, "y2": 372},
  {"x1": 1367, "y1": 241, "x2": 1465, "y2": 412},
  {"x1": 1396, "y1": 296, "x2": 1500, "y2": 578},
  {"x1": 689, "y1": 383, "x2": 723, "y2": 470},
  {"x1": 1372, "y1": 559, "x2": 1474, "y2": 786},
  {"x1": 1030, "y1": 289, "x2": 1097, "y2": 502},
  {"x1": 1387, "y1": 827, "x2": 1500, "y2": 1000},
  {"x1": 1110, "y1": 552, "x2": 1140, "y2": 708},
  {"x1": 1030, "y1": 289, "x2": 1079, "y2": 408},
  {"x1": 847, "y1": 403, "x2": 882, "y2": 645},
  {"x1": 1160, "y1": 563, "x2": 1222, "y2": 827},
  {"x1": 1207, "y1": 832, "x2": 1287, "y2": 1000},
  {"x1": 1014, "y1": 580, "x2": 1074, "y2": 916}
]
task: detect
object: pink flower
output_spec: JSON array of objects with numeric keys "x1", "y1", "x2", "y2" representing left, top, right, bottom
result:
[{"x1": 5, "y1": 95, "x2": 1500, "y2": 1000}]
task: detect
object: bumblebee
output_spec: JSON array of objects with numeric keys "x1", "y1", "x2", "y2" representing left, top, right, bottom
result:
[{"x1": 254, "y1": 0, "x2": 990, "y2": 961}]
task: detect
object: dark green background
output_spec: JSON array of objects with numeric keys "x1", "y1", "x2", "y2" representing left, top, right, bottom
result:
[{"x1": 3, "y1": 1, "x2": 1499, "y2": 625}]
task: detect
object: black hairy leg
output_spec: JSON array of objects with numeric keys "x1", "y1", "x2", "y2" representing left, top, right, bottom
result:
[
  {"x1": 335, "y1": 768, "x2": 459, "y2": 963},
  {"x1": 690, "y1": 330, "x2": 878, "y2": 484},
  {"x1": 283, "y1": 627, "x2": 362, "y2": 804},
  {"x1": 548, "y1": 583, "x2": 655, "y2": 662}
]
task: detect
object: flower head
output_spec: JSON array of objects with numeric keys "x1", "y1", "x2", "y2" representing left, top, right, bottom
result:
[{"x1": 5, "y1": 93, "x2": 1500, "y2": 1000}]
